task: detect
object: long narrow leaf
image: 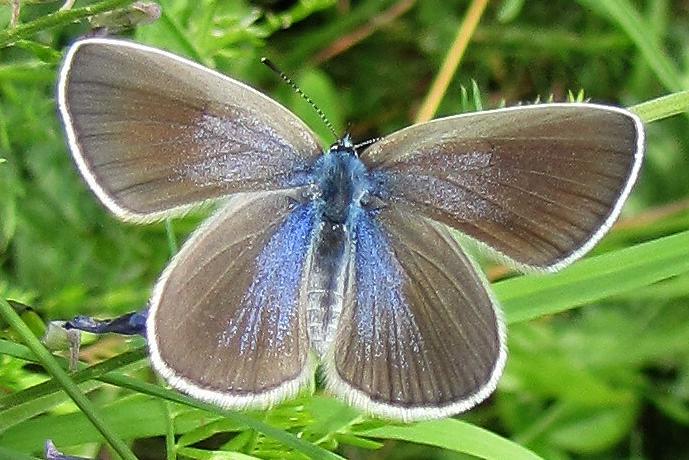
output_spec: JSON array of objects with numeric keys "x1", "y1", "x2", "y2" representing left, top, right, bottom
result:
[
  {"x1": 0, "y1": 298, "x2": 137, "y2": 460},
  {"x1": 358, "y1": 419, "x2": 543, "y2": 460},
  {"x1": 630, "y1": 90, "x2": 689, "y2": 122},
  {"x1": 0, "y1": 339, "x2": 342, "y2": 460},
  {"x1": 496, "y1": 230, "x2": 689, "y2": 323}
]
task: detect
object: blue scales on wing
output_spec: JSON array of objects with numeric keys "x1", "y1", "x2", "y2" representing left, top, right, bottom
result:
[
  {"x1": 148, "y1": 191, "x2": 319, "y2": 409},
  {"x1": 323, "y1": 207, "x2": 506, "y2": 421},
  {"x1": 221, "y1": 203, "x2": 317, "y2": 356}
]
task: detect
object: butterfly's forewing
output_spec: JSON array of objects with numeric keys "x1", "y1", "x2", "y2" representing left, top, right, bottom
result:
[
  {"x1": 324, "y1": 207, "x2": 505, "y2": 421},
  {"x1": 58, "y1": 38, "x2": 321, "y2": 222},
  {"x1": 148, "y1": 191, "x2": 318, "y2": 408},
  {"x1": 361, "y1": 104, "x2": 644, "y2": 270}
]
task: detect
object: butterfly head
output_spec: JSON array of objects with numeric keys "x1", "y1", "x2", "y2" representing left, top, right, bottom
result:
[
  {"x1": 327, "y1": 132, "x2": 357, "y2": 157},
  {"x1": 311, "y1": 134, "x2": 373, "y2": 224}
]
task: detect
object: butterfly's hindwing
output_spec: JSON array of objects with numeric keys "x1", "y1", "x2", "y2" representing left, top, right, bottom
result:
[
  {"x1": 323, "y1": 206, "x2": 506, "y2": 421},
  {"x1": 148, "y1": 191, "x2": 319, "y2": 408}
]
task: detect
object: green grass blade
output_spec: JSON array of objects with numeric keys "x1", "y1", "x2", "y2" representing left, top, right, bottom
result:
[
  {"x1": 0, "y1": 394, "x2": 208, "y2": 452},
  {"x1": 102, "y1": 379, "x2": 345, "y2": 460},
  {"x1": 0, "y1": 339, "x2": 342, "y2": 459},
  {"x1": 0, "y1": 346, "x2": 147, "y2": 410},
  {"x1": 630, "y1": 90, "x2": 689, "y2": 122},
  {"x1": 578, "y1": 0, "x2": 683, "y2": 91},
  {"x1": 496, "y1": 230, "x2": 689, "y2": 324},
  {"x1": 0, "y1": 379, "x2": 104, "y2": 433},
  {"x1": 0, "y1": 346, "x2": 148, "y2": 433},
  {"x1": 357, "y1": 418, "x2": 544, "y2": 460},
  {"x1": 0, "y1": 298, "x2": 137, "y2": 460}
]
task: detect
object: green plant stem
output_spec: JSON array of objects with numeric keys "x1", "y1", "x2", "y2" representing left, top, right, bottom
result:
[
  {"x1": 0, "y1": 0, "x2": 136, "y2": 48},
  {"x1": 0, "y1": 298, "x2": 138, "y2": 460},
  {"x1": 0, "y1": 346, "x2": 148, "y2": 410},
  {"x1": 0, "y1": 339, "x2": 342, "y2": 460},
  {"x1": 161, "y1": 397, "x2": 176, "y2": 460},
  {"x1": 415, "y1": 0, "x2": 489, "y2": 123},
  {"x1": 113, "y1": 380, "x2": 345, "y2": 460},
  {"x1": 630, "y1": 90, "x2": 689, "y2": 123}
]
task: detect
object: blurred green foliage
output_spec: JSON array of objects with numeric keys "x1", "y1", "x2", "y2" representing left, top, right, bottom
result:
[{"x1": 1, "y1": 0, "x2": 689, "y2": 459}]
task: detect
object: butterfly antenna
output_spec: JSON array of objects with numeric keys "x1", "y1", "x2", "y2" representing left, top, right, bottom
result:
[
  {"x1": 261, "y1": 57, "x2": 338, "y2": 140},
  {"x1": 355, "y1": 137, "x2": 383, "y2": 150}
]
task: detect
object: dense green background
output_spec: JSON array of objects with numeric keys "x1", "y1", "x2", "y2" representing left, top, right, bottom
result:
[{"x1": 1, "y1": 0, "x2": 689, "y2": 459}]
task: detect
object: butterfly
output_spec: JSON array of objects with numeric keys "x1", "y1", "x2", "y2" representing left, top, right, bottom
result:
[{"x1": 57, "y1": 38, "x2": 644, "y2": 421}]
